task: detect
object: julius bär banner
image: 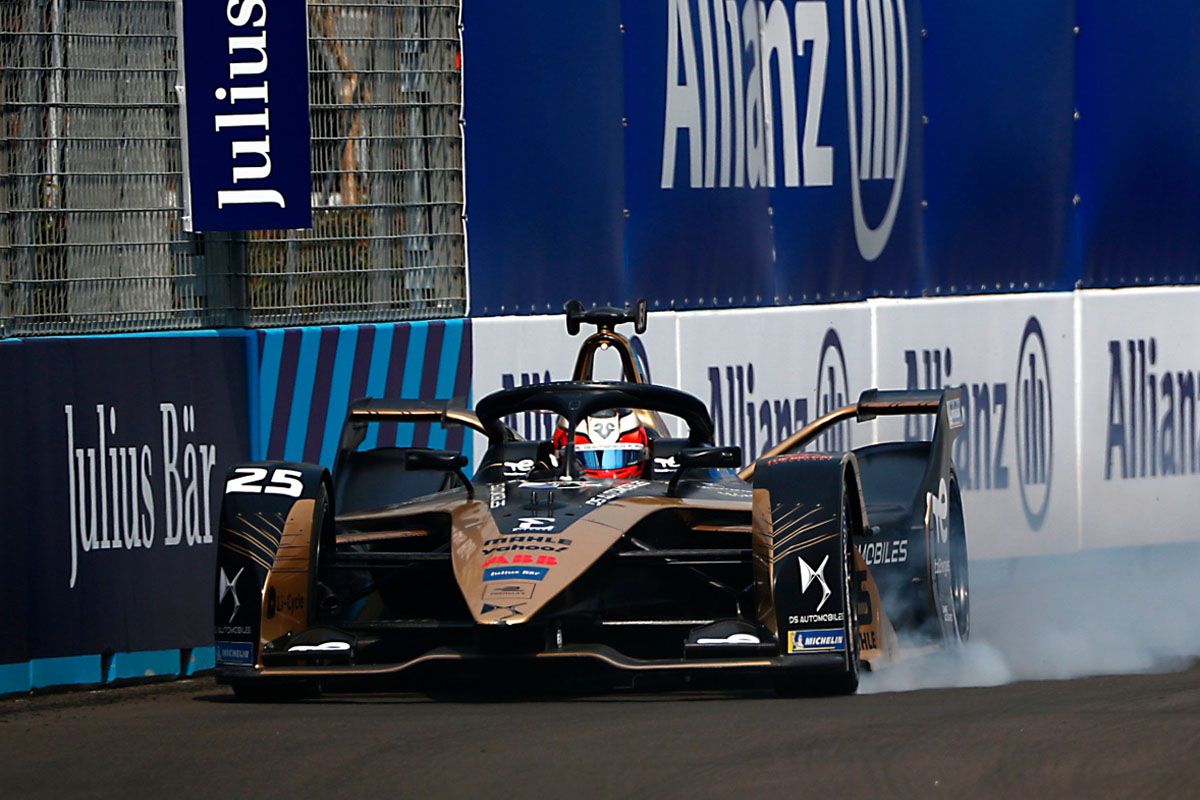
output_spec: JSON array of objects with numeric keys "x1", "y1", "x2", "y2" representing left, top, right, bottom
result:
[{"x1": 178, "y1": 0, "x2": 312, "y2": 231}]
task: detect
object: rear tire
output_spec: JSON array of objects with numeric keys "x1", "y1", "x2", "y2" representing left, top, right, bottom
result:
[{"x1": 948, "y1": 477, "x2": 970, "y2": 642}]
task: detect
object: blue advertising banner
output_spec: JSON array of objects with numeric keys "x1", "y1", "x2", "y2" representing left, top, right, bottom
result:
[
  {"x1": 468, "y1": 1, "x2": 1200, "y2": 311},
  {"x1": 922, "y1": 0, "x2": 1076, "y2": 294},
  {"x1": 1075, "y1": 0, "x2": 1200, "y2": 287},
  {"x1": 0, "y1": 334, "x2": 250, "y2": 665},
  {"x1": 461, "y1": 0, "x2": 626, "y2": 315},
  {"x1": 179, "y1": 0, "x2": 313, "y2": 231}
]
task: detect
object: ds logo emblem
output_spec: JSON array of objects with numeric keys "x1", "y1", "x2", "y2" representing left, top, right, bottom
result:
[{"x1": 1014, "y1": 316, "x2": 1052, "y2": 529}]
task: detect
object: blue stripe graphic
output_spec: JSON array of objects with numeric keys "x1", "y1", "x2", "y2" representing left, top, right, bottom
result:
[
  {"x1": 284, "y1": 328, "x2": 322, "y2": 461},
  {"x1": 258, "y1": 332, "x2": 284, "y2": 459},
  {"x1": 362, "y1": 324, "x2": 395, "y2": 450},
  {"x1": 245, "y1": 330, "x2": 261, "y2": 461},
  {"x1": 320, "y1": 326, "x2": 360, "y2": 467},
  {"x1": 395, "y1": 322, "x2": 429, "y2": 447},
  {"x1": 427, "y1": 320, "x2": 464, "y2": 450}
]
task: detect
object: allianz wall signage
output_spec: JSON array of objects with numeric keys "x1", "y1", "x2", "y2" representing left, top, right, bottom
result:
[{"x1": 177, "y1": 0, "x2": 313, "y2": 231}]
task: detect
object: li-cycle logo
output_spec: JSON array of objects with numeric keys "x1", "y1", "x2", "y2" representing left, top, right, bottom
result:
[
  {"x1": 902, "y1": 316, "x2": 1053, "y2": 530},
  {"x1": 660, "y1": 0, "x2": 910, "y2": 261}
]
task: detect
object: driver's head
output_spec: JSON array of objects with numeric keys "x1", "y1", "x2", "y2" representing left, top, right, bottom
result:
[{"x1": 553, "y1": 408, "x2": 649, "y2": 479}]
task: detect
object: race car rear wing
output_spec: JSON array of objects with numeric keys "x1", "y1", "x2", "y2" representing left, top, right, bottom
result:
[{"x1": 738, "y1": 388, "x2": 964, "y2": 481}]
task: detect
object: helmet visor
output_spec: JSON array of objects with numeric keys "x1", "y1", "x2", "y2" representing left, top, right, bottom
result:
[{"x1": 576, "y1": 442, "x2": 645, "y2": 472}]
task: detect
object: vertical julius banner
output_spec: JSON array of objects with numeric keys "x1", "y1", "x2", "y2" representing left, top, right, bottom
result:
[{"x1": 177, "y1": 0, "x2": 313, "y2": 231}]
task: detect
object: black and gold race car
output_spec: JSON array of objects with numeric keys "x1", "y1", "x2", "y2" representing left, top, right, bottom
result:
[{"x1": 214, "y1": 302, "x2": 969, "y2": 698}]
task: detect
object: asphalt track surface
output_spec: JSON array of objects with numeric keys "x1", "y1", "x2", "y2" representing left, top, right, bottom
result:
[{"x1": 1, "y1": 662, "x2": 1197, "y2": 800}]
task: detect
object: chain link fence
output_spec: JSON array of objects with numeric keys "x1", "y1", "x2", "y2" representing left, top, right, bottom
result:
[{"x1": 0, "y1": 0, "x2": 466, "y2": 337}]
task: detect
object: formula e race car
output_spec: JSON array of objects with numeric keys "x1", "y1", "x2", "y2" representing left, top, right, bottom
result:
[{"x1": 214, "y1": 301, "x2": 969, "y2": 698}]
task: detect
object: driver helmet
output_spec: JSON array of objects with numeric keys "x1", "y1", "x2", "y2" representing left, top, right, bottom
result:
[{"x1": 553, "y1": 408, "x2": 649, "y2": 479}]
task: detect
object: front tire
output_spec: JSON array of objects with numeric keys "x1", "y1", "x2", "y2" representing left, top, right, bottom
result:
[{"x1": 774, "y1": 482, "x2": 861, "y2": 696}]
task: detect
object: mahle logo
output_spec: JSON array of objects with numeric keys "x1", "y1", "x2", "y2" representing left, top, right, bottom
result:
[{"x1": 1014, "y1": 317, "x2": 1052, "y2": 529}]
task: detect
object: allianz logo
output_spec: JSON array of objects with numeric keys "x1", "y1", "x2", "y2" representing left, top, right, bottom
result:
[
  {"x1": 1105, "y1": 337, "x2": 1200, "y2": 482},
  {"x1": 660, "y1": 0, "x2": 910, "y2": 261},
  {"x1": 706, "y1": 328, "x2": 850, "y2": 462},
  {"x1": 903, "y1": 317, "x2": 1052, "y2": 529}
]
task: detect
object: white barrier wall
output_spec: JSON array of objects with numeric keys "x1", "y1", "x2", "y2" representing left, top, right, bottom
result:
[
  {"x1": 1078, "y1": 288, "x2": 1200, "y2": 549},
  {"x1": 871, "y1": 295, "x2": 1079, "y2": 559},
  {"x1": 471, "y1": 312, "x2": 681, "y2": 450},
  {"x1": 674, "y1": 305, "x2": 875, "y2": 461},
  {"x1": 470, "y1": 288, "x2": 1200, "y2": 559}
]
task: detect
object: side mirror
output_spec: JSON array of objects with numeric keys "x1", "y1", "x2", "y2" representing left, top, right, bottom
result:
[
  {"x1": 405, "y1": 449, "x2": 474, "y2": 499},
  {"x1": 667, "y1": 446, "x2": 742, "y2": 496}
]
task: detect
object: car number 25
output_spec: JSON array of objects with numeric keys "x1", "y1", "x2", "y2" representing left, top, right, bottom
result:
[{"x1": 225, "y1": 467, "x2": 305, "y2": 497}]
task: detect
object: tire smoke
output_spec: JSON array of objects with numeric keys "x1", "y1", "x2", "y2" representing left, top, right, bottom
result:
[{"x1": 859, "y1": 543, "x2": 1200, "y2": 693}]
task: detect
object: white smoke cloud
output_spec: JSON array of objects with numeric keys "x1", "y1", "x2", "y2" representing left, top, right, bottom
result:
[{"x1": 859, "y1": 543, "x2": 1200, "y2": 693}]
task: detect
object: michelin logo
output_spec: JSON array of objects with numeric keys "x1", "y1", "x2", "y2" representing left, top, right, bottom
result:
[{"x1": 787, "y1": 628, "x2": 847, "y2": 653}]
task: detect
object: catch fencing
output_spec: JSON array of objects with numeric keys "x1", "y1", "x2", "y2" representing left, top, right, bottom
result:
[{"x1": 0, "y1": 0, "x2": 466, "y2": 337}]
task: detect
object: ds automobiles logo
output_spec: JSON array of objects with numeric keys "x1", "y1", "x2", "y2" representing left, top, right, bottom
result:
[
  {"x1": 843, "y1": 0, "x2": 910, "y2": 261},
  {"x1": 1014, "y1": 316, "x2": 1052, "y2": 529}
]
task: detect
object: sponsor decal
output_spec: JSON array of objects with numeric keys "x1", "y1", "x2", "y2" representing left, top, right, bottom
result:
[
  {"x1": 787, "y1": 628, "x2": 846, "y2": 653},
  {"x1": 225, "y1": 467, "x2": 304, "y2": 497},
  {"x1": 859, "y1": 539, "x2": 907, "y2": 566},
  {"x1": 696, "y1": 482, "x2": 754, "y2": 499},
  {"x1": 483, "y1": 582, "x2": 537, "y2": 602},
  {"x1": 64, "y1": 402, "x2": 220, "y2": 589},
  {"x1": 218, "y1": 566, "x2": 243, "y2": 624},
  {"x1": 216, "y1": 640, "x2": 254, "y2": 665},
  {"x1": 489, "y1": 483, "x2": 507, "y2": 509},
  {"x1": 798, "y1": 553, "x2": 832, "y2": 611},
  {"x1": 216, "y1": 624, "x2": 252, "y2": 636},
  {"x1": 947, "y1": 396, "x2": 964, "y2": 429},
  {"x1": 707, "y1": 329, "x2": 851, "y2": 463},
  {"x1": 514, "y1": 516, "x2": 556, "y2": 532},
  {"x1": 482, "y1": 535, "x2": 571, "y2": 555},
  {"x1": 266, "y1": 588, "x2": 304, "y2": 619},
  {"x1": 696, "y1": 633, "x2": 761, "y2": 645},
  {"x1": 1105, "y1": 337, "x2": 1200, "y2": 482},
  {"x1": 483, "y1": 554, "x2": 558, "y2": 567},
  {"x1": 585, "y1": 480, "x2": 652, "y2": 507},
  {"x1": 771, "y1": 453, "x2": 836, "y2": 463},
  {"x1": 503, "y1": 459, "x2": 536, "y2": 477},
  {"x1": 858, "y1": 630, "x2": 878, "y2": 650},
  {"x1": 653, "y1": 455, "x2": 680, "y2": 471},
  {"x1": 933, "y1": 557, "x2": 951, "y2": 575},
  {"x1": 926, "y1": 477, "x2": 949, "y2": 543},
  {"x1": 483, "y1": 566, "x2": 549, "y2": 582},
  {"x1": 659, "y1": 0, "x2": 909, "y2": 262},
  {"x1": 288, "y1": 641, "x2": 350, "y2": 653},
  {"x1": 790, "y1": 611, "x2": 844, "y2": 625}
]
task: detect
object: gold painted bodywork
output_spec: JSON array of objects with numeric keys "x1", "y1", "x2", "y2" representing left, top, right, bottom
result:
[{"x1": 258, "y1": 499, "x2": 318, "y2": 664}]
